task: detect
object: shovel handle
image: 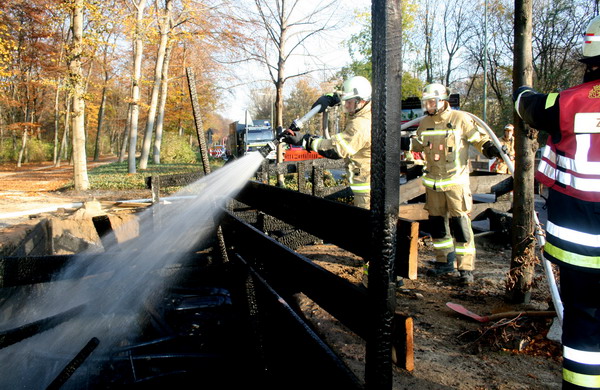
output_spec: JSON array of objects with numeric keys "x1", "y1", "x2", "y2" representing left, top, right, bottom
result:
[{"x1": 486, "y1": 310, "x2": 556, "y2": 322}]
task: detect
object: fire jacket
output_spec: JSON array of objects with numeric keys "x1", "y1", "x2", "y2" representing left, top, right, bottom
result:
[
  {"x1": 494, "y1": 135, "x2": 514, "y2": 173},
  {"x1": 515, "y1": 81, "x2": 600, "y2": 273},
  {"x1": 410, "y1": 106, "x2": 492, "y2": 191},
  {"x1": 309, "y1": 102, "x2": 371, "y2": 195}
]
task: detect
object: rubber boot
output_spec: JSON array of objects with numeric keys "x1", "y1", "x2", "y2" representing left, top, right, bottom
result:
[
  {"x1": 426, "y1": 252, "x2": 456, "y2": 276},
  {"x1": 459, "y1": 270, "x2": 474, "y2": 285}
]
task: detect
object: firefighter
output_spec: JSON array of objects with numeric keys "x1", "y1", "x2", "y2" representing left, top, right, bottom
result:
[
  {"x1": 279, "y1": 75, "x2": 372, "y2": 209},
  {"x1": 401, "y1": 83, "x2": 502, "y2": 285},
  {"x1": 494, "y1": 124, "x2": 515, "y2": 174},
  {"x1": 513, "y1": 15, "x2": 600, "y2": 389}
]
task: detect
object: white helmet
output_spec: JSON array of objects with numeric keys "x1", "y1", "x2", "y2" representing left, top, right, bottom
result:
[
  {"x1": 581, "y1": 15, "x2": 600, "y2": 64},
  {"x1": 340, "y1": 76, "x2": 372, "y2": 102},
  {"x1": 421, "y1": 83, "x2": 449, "y2": 115}
]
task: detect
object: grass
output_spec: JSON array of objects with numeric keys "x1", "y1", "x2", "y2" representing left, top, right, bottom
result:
[{"x1": 86, "y1": 160, "x2": 224, "y2": 190}]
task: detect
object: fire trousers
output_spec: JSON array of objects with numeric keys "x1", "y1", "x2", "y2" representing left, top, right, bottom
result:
[
  {"x1": 560, "y1": 265, "x2": 600, "y2": 389},
  {"x1": 424, "y1": 185, "x2": 475, "y2": 271}
]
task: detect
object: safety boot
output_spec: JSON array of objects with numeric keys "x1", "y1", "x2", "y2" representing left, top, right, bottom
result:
[
  {"x1": 459, "y1": 270, "x2": 474, "y2": 285},
  {"x1": 426, "y1": 252, "x2": 456, "y2": 276}
]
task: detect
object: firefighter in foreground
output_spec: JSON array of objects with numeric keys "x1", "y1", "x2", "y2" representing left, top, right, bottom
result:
[
  {"x1": 401, "y1": 83, "x2": 502, "y2": 285},
  {"x1": 513, "y1": 15, "x2": 600, "y2": 389},
  {"x1": 279, "y1": 75, "x2": 372, "y2": 209}
]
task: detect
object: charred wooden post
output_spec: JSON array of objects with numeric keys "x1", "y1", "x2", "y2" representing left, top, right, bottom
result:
[
  {"x1": 186, "y1": 67, "x2": 229, "y2": 263},
  {"x1": 313, "y1": 165, "x2": 325, "y2": 198},
  {"x1": 298, "y1": 161, "x2": 308, "y2": 194},
  {"x1": 186, "y1": 67, "x2": 211, "y2": 175},
  {"x1": 368, "y1": 1, "x2": 403, "y2": 388},
  {"x1": 46, "y1": 337, "x2": 100, "y2": 390},
  {"x1": 258, "y1": 160, "x2": 269, "y2": 184}
]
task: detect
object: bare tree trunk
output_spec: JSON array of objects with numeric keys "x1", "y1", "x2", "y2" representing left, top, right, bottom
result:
[
  {"x1": 16, "y1": 128, "x2": 27, "y2": 168},
  {"x1": 128, "y1": 0, "x2": 148, "y2": 173},
  {"x1": 57, "y1": 97, "x2": 71, "y2": 167},
  {"x1": 68, "y1": 0, "x2": 89, "y2": 191},
  {"x1": 94, "y1": 84, "x2": 107, "y2": 161},
  {"x1": 153, "y1": 44, "x2": 172, "y2": 165},
  {"x1": 423, "y1": 0, "x2": 436, "y2": 83},
  {"x1": 119, "y1": 103, "x2": 132, "y2": 163},
  {"x1": 506, "y1": 0, "x2": 537, "y2": 303},
  {"x1": 139, "y1": 0, "x2": 172, "y2": 169},
  {"x1": 53, "y1": 79, "x2": 61, "y2": 165},
  {"x1": 275, "y1": 13, "x2": 287, "y2": 187}
]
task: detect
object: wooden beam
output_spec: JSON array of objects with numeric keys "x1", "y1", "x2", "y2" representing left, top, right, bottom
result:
[
  {"x1": 396, "y1": 219, "x2": 419, "y2": 279},
  {"x1": 399, "y1": 200, "x2": 513, "y2": 222},
  {"x1": 391, "y1": 312, "x2": 414, "y2": 371}
]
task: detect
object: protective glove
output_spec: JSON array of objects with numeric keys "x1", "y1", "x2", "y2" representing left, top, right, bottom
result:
[
  {"x1": 513, "y1": 85, "x2": 536, "y2": 102},
  {"x1": 482, "y1": 141, "x2": 504, "y2": 159},
  {"x1": 311, "y1": 93, "x2": 341, "y2": 113},
  {"x1": 278, "y1": 129, "x2": 310, "y2": 147}
]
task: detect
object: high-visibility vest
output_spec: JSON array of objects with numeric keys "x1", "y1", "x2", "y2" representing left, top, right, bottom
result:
[
  {"x1": 537, "y1": 81, "x2": 600, "y2": 272},
  {"x1": 535, "y1": 81, "x2": 600, "y2": 203}
]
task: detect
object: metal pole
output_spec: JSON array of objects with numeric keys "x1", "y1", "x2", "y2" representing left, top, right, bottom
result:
[{"x1": 483, "y1": 0, "x2": 488, "y2": 122}]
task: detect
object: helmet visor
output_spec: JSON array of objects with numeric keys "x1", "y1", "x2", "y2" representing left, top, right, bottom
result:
[{"x1": 421, "y1": 97, "x2": 444, "y2": 114}]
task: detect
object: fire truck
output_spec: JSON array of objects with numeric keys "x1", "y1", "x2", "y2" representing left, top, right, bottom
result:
[{"x1": 228, "y1": 115, "x2": 276, "y2": 160}]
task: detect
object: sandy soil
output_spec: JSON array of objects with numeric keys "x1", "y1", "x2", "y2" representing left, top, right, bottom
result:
[{"x1": 0, "y1": 158, "x2": 563, "y2": 389}]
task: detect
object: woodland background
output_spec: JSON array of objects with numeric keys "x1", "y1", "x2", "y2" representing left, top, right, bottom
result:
[{"x1": 0, "y1": 0, "x2": 595, "y2": 189}]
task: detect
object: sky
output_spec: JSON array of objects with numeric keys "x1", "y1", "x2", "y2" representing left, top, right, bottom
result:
[{"x1": 220, "y1": 1, "x2": 372, "y2": 123}]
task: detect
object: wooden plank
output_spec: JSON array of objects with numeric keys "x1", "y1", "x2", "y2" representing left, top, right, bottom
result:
[
  {"x1": 221, "y1": 212, "x2": 370, "y2": 339},
  {"x1": 471, "y1": 201, "x2": 512, "y2": 220},
  {"x1": 399, "y1": 200, "x2": 513, "y2": 222},
  {"x1": 399, "y1": 204, "x2": 428, "y2": 221},
  {"x1": 399, "y1": 178, "x2": 425, "y2": 203},
  {"x1": 396, "y1": 219, "x2": 419, "y2": 280},
  {"x1": 391, "y1": 312, "x2": 414, "y2": 371},
  {"x1": 10, "y1": 219, "x2": 52, "y2": 257},
  {"x1": 234, "y1": 182, "x2": 418, "y2": 278},
  {"x1": 469, "y1": 174, "x2": 512, "y2": 194}
]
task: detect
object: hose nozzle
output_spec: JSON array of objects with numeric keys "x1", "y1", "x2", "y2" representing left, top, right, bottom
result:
[{"x1": 258, "y1": 140, "x2": 279, "y2": 158}]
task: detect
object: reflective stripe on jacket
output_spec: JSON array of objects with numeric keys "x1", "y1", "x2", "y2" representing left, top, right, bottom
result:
[
  {"x1": 412, "y1": 107, "x2": 491, "y2": 191},
  {"x1": 535, "y1": 81, "x2": 600, "y2": 203}
]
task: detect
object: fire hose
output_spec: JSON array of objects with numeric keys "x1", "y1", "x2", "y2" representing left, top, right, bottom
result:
[
  {"x1": 261, "y1": 109, "x2": 563, "y2": 324},
  {"x1": 258, "y1": 104, "x2": 323, "y2": 158},
  {"x1": 403, "y1": 114, "x2": 563, "y2": 324},
  {"x1": 466, "y1": 112, "x2": 563, "y2": 325}
]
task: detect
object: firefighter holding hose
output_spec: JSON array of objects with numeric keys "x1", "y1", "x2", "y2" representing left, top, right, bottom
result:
[
  {"x1": 401, "y1": 83, "x2": 502, "y2": 285},
  {"x1": 279, "y1": 75, "x2": 373, "y2": 210},
  {"x1": 513, "y1": 15, "x2": 600, "y2": 389}
]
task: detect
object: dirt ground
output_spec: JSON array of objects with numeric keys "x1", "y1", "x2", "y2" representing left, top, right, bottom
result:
[{"x1": 0, "y1": 158, "x2": 563, "y2": 389}]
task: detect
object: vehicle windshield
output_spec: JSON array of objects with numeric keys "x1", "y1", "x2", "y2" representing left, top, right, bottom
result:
[{"x1": 246, "y1": 128, "x2": 273, "y2": 142}]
